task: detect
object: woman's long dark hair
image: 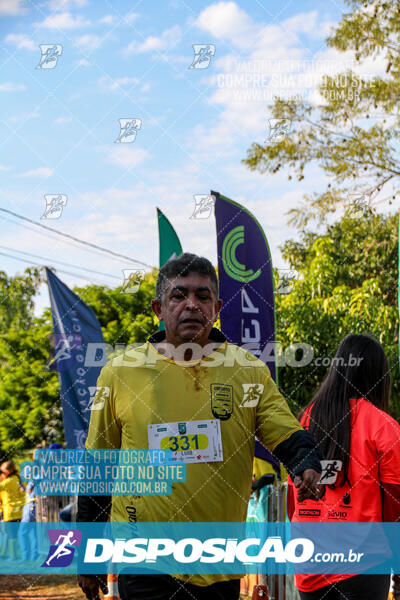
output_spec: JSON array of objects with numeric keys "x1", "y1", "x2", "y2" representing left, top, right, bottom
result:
[{"x1": 305, "y1": 334, "x2": 391, "y2": 487}]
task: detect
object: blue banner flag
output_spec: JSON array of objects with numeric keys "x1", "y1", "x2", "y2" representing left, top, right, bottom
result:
[
  {"x1": 46, "y1": 268, "x2": 105, "y2": 448},
  {"x1": 213, "y1": 192, "x2": 277, "y2": 464}
]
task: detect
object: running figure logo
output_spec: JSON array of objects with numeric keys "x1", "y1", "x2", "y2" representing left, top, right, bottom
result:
[
  {"x1": 347, "y1": 193, "x2": 370, "y2": 218},
  {"x1": 276, "y1": 269, "x2": 298, "y2": 294},
  {"x1": 115, "y1": 118, "x2": 142, "y2": 143},
  {"x1": 41, "y1": 194, "x2": 67, "y2": 219},
  {"x1": 188, "y1": 44, "x2": 216, "y2": 69},
  {"x1": 190, "y1": 195, "x2": 215, "y2": 219},
  {"x1": 42, "y1": 529, "x2": 82, "y2": 567},
  {"x1": 36, "y1": 45, "x2": 63, "y2": 69},
  {"x1": 240, "y1": 384, "x2": 264, "y2": 408},
  {"x1": 267, "y1": 118, "x2": 291, "y2": 143},
  {"x1": 319, "y1": 460, "x2": 343, "y2": 485},
  {"x1": 52, "y1": 334, "x2": 82, "y2": 370},
  {"x1": 87, "y1": 386, "x2": 110, "y2": 411},
  {"x1": 121, "y1": 269, "x2": 145, "y2": 293}
]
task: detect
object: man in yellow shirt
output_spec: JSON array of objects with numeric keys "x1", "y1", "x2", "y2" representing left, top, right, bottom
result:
[{"x1": 78, "y1": 253, "x2": 323, "y2": 600}]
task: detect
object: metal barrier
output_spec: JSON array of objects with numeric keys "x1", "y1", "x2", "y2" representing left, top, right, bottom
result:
[
  {"x1": 35, "y1": 495, "x2": 77, "y2": 556},
  {"x1": 36, "y1": 494, "x2": 77, "y2": 523},
  {"x1": 268, "y1": 482, "x2": 300, "y2": 600},
  {"x1": 242, "y1": 482, "x2": 300, "y2": 600}
]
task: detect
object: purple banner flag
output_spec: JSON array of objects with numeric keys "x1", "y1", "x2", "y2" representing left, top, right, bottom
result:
[
  {"x1": 213, "y1": 191, "x2": 276, "y2": 380},
  {"x1": 213, "y1": 191, "x2": 278, "y2": 465}
]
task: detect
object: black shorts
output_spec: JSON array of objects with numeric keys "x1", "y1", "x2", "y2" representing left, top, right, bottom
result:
[
  {"x1": 299, "y1": 574, "x2": 391, "y2": 600},
  {"x1": 118, "y1": 574, "x2": 241, "y2": 600}
]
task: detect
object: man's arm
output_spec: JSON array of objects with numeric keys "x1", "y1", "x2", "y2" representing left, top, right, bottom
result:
[
  {"x1": 77, "y1": 494, "x2": 111, "y2": 523},
  {"x1": 273, "y1": 430, "x2": 323, "y2": 501},
  {"x1": 255, "y1": 368, "x2": 323, "y2": 501},
  {"x1": 76, "y1": 495, "x2": 111, "y2": 600}
]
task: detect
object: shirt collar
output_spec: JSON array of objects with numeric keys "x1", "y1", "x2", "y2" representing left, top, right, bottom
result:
[{"x1": 147, "y1": 327, "x2": 226, "y2": 345}]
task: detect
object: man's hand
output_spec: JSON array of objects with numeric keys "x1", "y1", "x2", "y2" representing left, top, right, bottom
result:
[
  {"x1": 392, "y1": 574, "x2": 400, "y2": 599},
  {"x1": 77, "y1": 574, "x2": 108, "y2": 600},
  {"x1": 293, "y1": 469, "x2": 323, "y2": 502}
]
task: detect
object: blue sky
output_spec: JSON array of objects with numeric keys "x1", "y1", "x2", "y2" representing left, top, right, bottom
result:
[{"x1": 0, "y1": 0, "x2": 359, "y2": 312}]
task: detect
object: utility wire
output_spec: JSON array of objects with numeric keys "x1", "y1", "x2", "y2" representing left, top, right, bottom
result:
[
  {"x1": 0, "y1": 250, "x2": 109, "y2": 286},
  {"x1": 1, "y1": 215, "x2": 128, "y2": 265},
  {"x1": 0, "y1": 245, "x2": 121, "y2": 280},
  {"x1": 0, "y1": 207, "x2": 154, "y2": 269}
]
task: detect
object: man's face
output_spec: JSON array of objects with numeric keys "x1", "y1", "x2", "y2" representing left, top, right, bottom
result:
[{"x1": 151, "y1": 272, "x2": 222, "y2": 347}]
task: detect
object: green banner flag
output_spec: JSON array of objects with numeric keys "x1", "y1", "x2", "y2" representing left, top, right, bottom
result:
[
  {"x1": 157, "y1": 208, "x2": 183, "y2": 330},
  {"x1": 157, "y1": 208, "x2": 183, "y2": 266}
]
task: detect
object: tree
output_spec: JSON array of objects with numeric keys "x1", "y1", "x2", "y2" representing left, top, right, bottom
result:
[
  {"x1": 74, "y1": 269, "x2": 158, "y2": 348},
  {"x1": 275, "y1": 209, "x2": 399, "y2": 419},
  {"x1": 0, "y1": 267, "x2": 42, "y2": 332},
  {"x1": 242, "y1": 0, "x2": 400, "y2": 417},
  {"x1": 0, "y1": 268, "x2": 60, "y2": 456},
  {"x1": 243, "y1": 0, "x2": 400, "y2": 228},
  {"x1": 0, "y1": 269, "x2": 158, "y2": 455},
  {"x1": 0, "y1": 316, "x2": 60, "y2": 456}
]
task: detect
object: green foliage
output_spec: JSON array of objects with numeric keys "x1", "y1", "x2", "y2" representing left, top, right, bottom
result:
[
  {"x1": 0, "y1": 269, "x2": 158, "y2": 457},
  {"x1": 0, "y1": 316, "x2": 60, "y2": 457},
  {"x1": 242, "y1": 0, "x2": 400, "y2": 419},
  {"x1": 0, "y1": 269, "x2": 60, "y2": 457},
  {"x1": 0, "y1": 267, "x2": 42, "y2": 332},
  {"x1": 275, "y1": 209, "x2": 399, "y2": 419},
  {"x1": 74, "y1": 269, "x2": 158, "y2": 346},
  {"x1": 243, "y1": 0, "x2": 400, "y2": 229},
  {"x1": 0, "y1": 219, "x2": 398, "y2": 454}
]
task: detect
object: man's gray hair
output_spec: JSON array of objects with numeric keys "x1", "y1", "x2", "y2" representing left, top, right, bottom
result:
[{"x1": 155, "y1": 253, "x2": 219, "y2": 303}]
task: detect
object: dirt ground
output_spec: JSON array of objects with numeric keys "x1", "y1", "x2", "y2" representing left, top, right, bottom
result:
[
  {"x1": 0, "y1": 575, "x2": 255, "y2": 600},
  {"x1": 0, "y1": 575, "x2": 93, "y2": 600}
]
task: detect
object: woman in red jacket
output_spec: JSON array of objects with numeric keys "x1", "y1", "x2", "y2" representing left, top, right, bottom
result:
[{"x1": 288, "y1": 333, "x2": 400, "y2": 599}]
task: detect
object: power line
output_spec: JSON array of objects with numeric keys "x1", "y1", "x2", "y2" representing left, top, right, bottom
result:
[
  {"x1": 1, "y1": 214, "x2": 131, "y2": 265},
  {"x1": 0, "y1": 250, "x2": 109, "y2": 286},
  {"x1": 0, "y1": 207, "x2": 154, "y2": 269},
  {"x1": 0, "y1": 245, "x2": 121, "y2": 281}
]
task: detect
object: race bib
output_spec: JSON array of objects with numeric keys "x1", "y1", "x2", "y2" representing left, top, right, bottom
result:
[{"x1": 148, "y1": 419, "x2": 223, "y2": 464}]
